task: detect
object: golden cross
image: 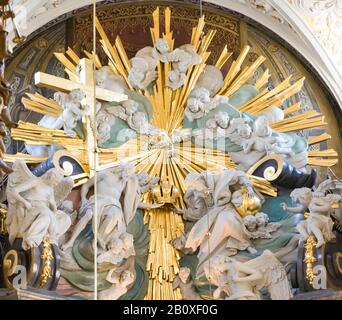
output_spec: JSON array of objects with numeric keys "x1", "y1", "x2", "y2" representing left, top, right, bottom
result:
[{"x1": 34, "y1": 58, "x2": 128, "y2": 176}]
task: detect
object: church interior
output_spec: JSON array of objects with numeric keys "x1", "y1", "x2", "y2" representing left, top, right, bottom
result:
[{"x1": 0, "y1": 0, "x2": 341, "y2": 301}]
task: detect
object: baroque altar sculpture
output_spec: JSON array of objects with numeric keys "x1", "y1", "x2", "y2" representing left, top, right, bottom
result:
[
  {"x1": 6, "y1": 160, "x2": 73, "y2": 250},
  {"x1": 0, "y1": 6, "x2": 341, "y2": 300},
  {"x1": 206, "y1": 250, "x2": 292, "y2": 300}
]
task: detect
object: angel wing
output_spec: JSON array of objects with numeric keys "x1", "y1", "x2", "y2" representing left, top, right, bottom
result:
[
  {"x1": 6, "y1": 160, "x2": 35, "y2": 195},
  {"x1": 245, "y1": 249, "x2": 292, "y2": 300},
  {"x1": 315, "y1": 179, "x2": 342, "y2": 196},
  {"x1": 54, "y1": 177, "x2": 74, "y2": 207}
]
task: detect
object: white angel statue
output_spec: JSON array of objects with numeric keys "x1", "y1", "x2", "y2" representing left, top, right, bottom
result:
[
  {"x1": 206, "y1": 250, "x2": 293, "y2": 300},
  {"x1": 128, "y1": 47, "x2": 158, "y2": 90},
  {"x1": 281, "y1": 179, "x2": 342, "y2": 248},
  {"x1": 6, "y1": 160, "x2": 73, "y2": 250}
]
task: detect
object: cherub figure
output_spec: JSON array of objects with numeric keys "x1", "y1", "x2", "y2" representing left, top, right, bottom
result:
[
  {"x1": 6, "y1": 160, "x2": 73, "y2": 250},
  {"x1": 240, "y1": 116, "x2": 295, "y2": 157},
  {"x1": 185, "y1": 88, "x2": 227, "y2": 122},
  {"x1": 173, "y1": 267, "x2": 202, "y2": 300},
  {"x1": 243, "y1": 212, "x2": 281, "y2": 239},
  {"x1": 96, "y1": 66, "x2": 128, "y2": 94},
  {"x1": 281, "y1": 179, "x2": 342, "y2": 248},
  {"x1": 98, "y1": 269, "x2": 135, "y2": 300},
  {"x1": 206, "y1": 250, "x2": 292, "y2": 300},
  {"x1": 128, "y1": 47, "x2": 158, "y2": 90},
  {"x1": 152, "y1": 38, "x2": 170, "y2": 63},
  {"x1": 61, "y1": 165, "x2": 162, "y2": 251},
  {"x1": 53, "y1": 89, "x2": 88, "y2": 137}
]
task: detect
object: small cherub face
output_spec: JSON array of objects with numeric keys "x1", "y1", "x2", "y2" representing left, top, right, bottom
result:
[
  {"x1": 70, "y1": 89, "x2": 86, "y2": 102},
  {"x1": 255, "y1": 212, "x2": 269, "y2": 227},
  {"x1": 120, "y1": 270, "x2": 135, "y2": 286},
  {"x1": 108, "y1": 238, "x2": 124, "y2": 255},
  {"x1": 205, "y1": 118, "x2": 217, "y2": 130},
  {"x1": 187, "y1": 98, "x2": 201, "y2": 113},
  {"x1": 179, "y1": 267, "x2": 191, "y2": 283},
  {"x1": 122, "y1": 100, "x2": 139, "y2": 114},
  {"x1": 155, "y1": 38, "x2": 169, "y2": 53},
  {"x1": 133, "y1": 112, "x2": 149, "y2": 133},
  {"x1": 238, "y1": 124, "x2": 252, "y2": 138},
  {"x1": 243, "y1": 215, "x2": 257, "y2": 232},
  {"x1": 231, "y1": 190, "x2": 244, "y2": 208},
  {"x1": 215, "y1": 112, "x2": 229, "y2": 129},
  {"x1": 212, "y1": 255, "x2": 229, "y2": 273},
  {"x1": 254, "y1": 117, "x2": 271, "y2": 137}
]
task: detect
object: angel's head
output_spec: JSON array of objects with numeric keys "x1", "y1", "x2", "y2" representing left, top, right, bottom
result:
[
  {"x1": 43, "y1": 169, "x2": 63, "y2": 186},
  {"x1": 237, "y1": 123, "x2": 252, "y2": 139},
  {"x1": 69, "y1": 89, "x2": 86, "y2": 103},
  {"x1": 96, "y1": 66, "x2": 112, "y2": 87},
  {"x1": 290, "y1": 187, "x2": 312, "y2": 205},
  {"x1": 211, "y1": 255, "x2": 235, "y2": 276},
  {"x1": 120, "y1": 270, "x2": 135, "y2": 287},
  {"x1": 108, "y1": 237, "x2": 124, "y2": 255},
  {"x1": 122, "y1": 99, "x2": 139, "y2": 115},
  {"x1": 255, "y1": 212, "x2": 269, "y2": 227},
  {"x1": 179, "y1": 267, "x2": 191, "y2": 283},
  {"x1": 243, "y1": 215, "x2": 258, "y2": 232},
  {"x1": 205, "y1": 118, "x2": 217, "y2": 130},
  {"x1": 254, "y1": 116, "x2": 271, "y2": 137},
  {"x1": 132, "y1": 111, "x2": 149, "y2": 134},
  {"x1": 155, "y1": 38, "x2": 169, "y2": 54},
  {"x1": 215, "y1": 112, "x2": 230, "y2": 129}
]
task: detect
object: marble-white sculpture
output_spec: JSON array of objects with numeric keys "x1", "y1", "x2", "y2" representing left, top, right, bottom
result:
[
  {"x1": 6, "y1": 160, "x2": 73, "y2": 250},
  {"x1": 152, "y1": 38, "x2": 170, "y2": 63},
  {"x1": 243, "y1": 212, "x2": 281, "y2": 239},
  {"x1": 96, "y1": 66, "x2": 128, "y2": 93},
  {"x1": 98, "y1": 269, "x2": 135, "y2": 300},
  {"x1": 182, "y1": 169, "x2": 257, "y2": 271},
  {"x1": 26, "y1": 89, "x2": 88, "y2": 156},
  {"x1": 206, "y1": 250, "x2": 292, "y2": 300},
  {"x1": 185, "y1": 88, "x2": 228, "y2": 122},
  {"x1": 61, "y1": 165, "x2": 162, "y2": 251},
  {"x1": 172, "y1": 267, "x2": 202, "y2": 300},
  {"x1": 128, "y1": 47, "x2": 158, "y2": 90},
  {"x1": 195, "y1": 65, "x2": 224, "y2": 94},
  {"x1": 281, "y1": 179, "x2": 342, "y2": 248}
]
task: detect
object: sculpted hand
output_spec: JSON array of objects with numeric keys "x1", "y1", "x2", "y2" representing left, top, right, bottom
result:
[
  {"x1": 24, "y1": 201, "x2": 32, "y2": 210},
  {"x1": 280, "y1": 202, "x2": 287, "y2": 211}
]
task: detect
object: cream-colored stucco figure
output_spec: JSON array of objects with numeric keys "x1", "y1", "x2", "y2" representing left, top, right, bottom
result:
[
  {"x1": 195, "y1": 65, "x2": 224, "y2": 94},
  {"x1": 173, "y1": 267, "x2": 202, "y2": 300},
  {"x1": 96, "y1": 66, "x2": 128, "y2": 94},
  {"x1": 6, "y1": 160, "x2": 73, "y2": 250},
  {"x1": 178, "y1": 169, "x2": 257, "y2": 274},
  {"x1": 206, "y1": 250, "x2": 293, "y2": 300},
  {"x1": 243, "y1": 212, "x2": 281, "y2": 239},
  {"x1": 281, "y1": 179, "x2": 342, "y2": 248},
  {"x1": 61, "y1": 165, "x2": 162, "y2": 251},
  {"x1": 128, "y1": 47, "x2": 158, "y2": 90},
  {"x1": 185, "y1": 88, "x2": 228, "y2": 122},
  {"x1": 98, "y1": 269, "x2": 135, "y2": 300}
]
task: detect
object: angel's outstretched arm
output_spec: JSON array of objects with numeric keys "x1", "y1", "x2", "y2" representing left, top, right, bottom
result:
[
  {"x1": 233, "y1": 262, "x2": 262, "y2": 283},
  {"x1": 280, "y1": 202, "x2": 307, "y2": 213}
]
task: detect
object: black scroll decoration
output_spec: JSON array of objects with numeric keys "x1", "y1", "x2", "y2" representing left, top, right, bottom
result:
[
  {"x1": 31, "y1": 150, "x2": 85, "y2": 177},
  {"x1": 247, "y1": 155, "x2": 317, "y2": 189}
]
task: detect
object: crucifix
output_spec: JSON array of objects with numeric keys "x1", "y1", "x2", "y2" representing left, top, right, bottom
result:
[{"x1": 34, "y1": 57, "x2": 128, "y2": 177}]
